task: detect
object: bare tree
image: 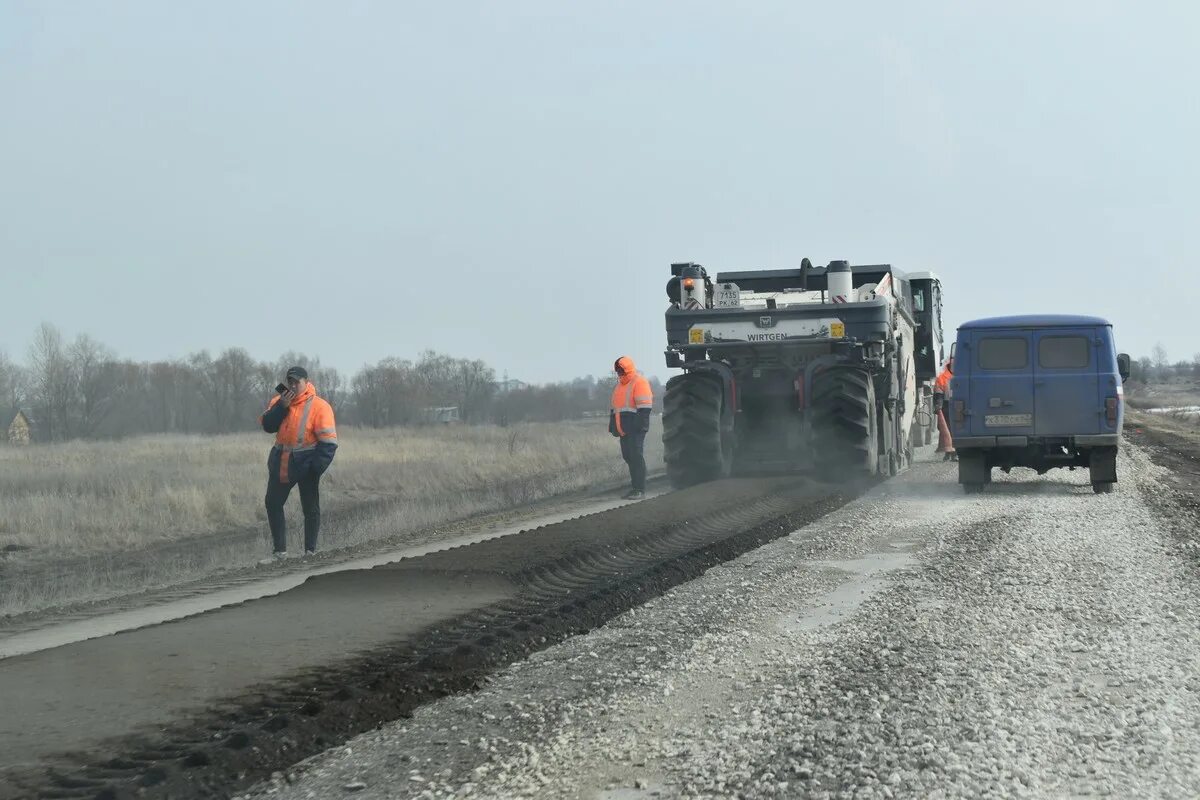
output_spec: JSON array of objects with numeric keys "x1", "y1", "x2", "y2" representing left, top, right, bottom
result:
[
  {"x1": 1135, "y1": 356, "x2": 1154, "y2": 386},
  {"x1": 1152, "y1": 342, "x2": 1169, "y2": 382},
  {"x1": 68, "y1": 334, "x2": 118, "y2": 437},
  {"x1": 27, "y1": 323, "x2": 71, "y2": 441},
  {"x1": 320, "y1": 366, "x2": 345, "y2": 410},
  {"x1": 350, "y1": 357, "x2": 421, "y2": 427},
  {"x1": 415, "y1": 350, "x2": 457, "y2": 412},
  {"x1": 453, "y1": 359, "x2": 496, "y2": 423},
  {"x1": 192, "y1": 348, "x2": 260, "y2": 432},
  {"x1": 271, "y1": 352, "x2": 344, "y2": 410},
  {"x1": 0, "y1": 350, "x2": 27, "y2": 412}
]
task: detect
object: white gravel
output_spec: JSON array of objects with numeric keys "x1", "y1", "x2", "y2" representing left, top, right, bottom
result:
[{"x1": 246, "y1": 443, "x2": 1200, "y2": 799}]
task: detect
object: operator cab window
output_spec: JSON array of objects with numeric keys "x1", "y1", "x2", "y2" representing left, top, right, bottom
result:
[
  {"x1": 978, "y1": 337, "x2": 1028, "y2": 370},
  {"x1": 1038, "y1": 336, "x2": 1090, "y2": 369}
]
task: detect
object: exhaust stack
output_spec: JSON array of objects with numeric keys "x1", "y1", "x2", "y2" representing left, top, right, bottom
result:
[{"x1": 827, "y1": 260, "x2": 852, "y2": 304}]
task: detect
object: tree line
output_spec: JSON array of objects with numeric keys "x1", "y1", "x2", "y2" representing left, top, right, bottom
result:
[
  {"x1": 0, "y1": 323, "x2": 661, "y2": 442},
  {"x1": 1127, "y1": 343, "x2": 1200, "y2": 386}
]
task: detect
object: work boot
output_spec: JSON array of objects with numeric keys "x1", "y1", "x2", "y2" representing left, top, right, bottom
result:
[
  {"x1": 258, "y1": 551, "x2": 288, "y2": 565},
  {"x1": 303, "y1": 549, "x2": 317, "y2": 557},
  {"x1": 623, "y1": 490, "x2": 645, "y2": 500}
]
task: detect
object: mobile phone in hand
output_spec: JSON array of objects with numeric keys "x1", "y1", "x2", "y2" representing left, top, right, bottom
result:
[{"x1": 275, "y1": 383, "x2": 288, "y2": 394}]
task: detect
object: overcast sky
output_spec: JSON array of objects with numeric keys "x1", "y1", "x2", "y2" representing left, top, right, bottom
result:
[{"x1": 2, "y1": 1, "x2": 1195, "y2": 383}]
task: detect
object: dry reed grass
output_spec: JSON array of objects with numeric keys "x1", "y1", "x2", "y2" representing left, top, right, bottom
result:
[{"x1": 0, "y1": 420, "x2": 665, "y2": 561}]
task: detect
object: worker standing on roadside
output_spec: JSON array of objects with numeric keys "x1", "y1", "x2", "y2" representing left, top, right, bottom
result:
[
  {"x1": 934, "y1": 357, "x2": 956, "y2": 461},
  {"x1": 609, "y1": 356, "x2": 654, "y2": 500},
  {"x1": 258, "y1": 367, "x2": 338, "y2": 561}
]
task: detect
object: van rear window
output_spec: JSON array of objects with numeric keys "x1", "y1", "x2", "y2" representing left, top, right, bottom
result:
[
  {"x1": 1038, "y1": 336, "x2": 1090, "y2": 369},
  {"x1": 978, "y1": 338, "x2": 1028, "y2": 370}
]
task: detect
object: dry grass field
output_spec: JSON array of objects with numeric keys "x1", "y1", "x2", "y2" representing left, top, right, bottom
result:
[
  {"x1": 0, "y1": 421, "x2": 665, "y2": 614},
  {"x1": 1125, "y1": 380, "x2": 1200, "y2": 412}
]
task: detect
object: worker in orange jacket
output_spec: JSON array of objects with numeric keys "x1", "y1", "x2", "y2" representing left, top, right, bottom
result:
[
  {"x1": 258, "y1": 366, "x2": 338, "y2": 561},
  {"x1": 609, "y1": 356, "x2": 654, "y2": 500},
  {"x1": 934, "y1": 358, "x2": 956, "y2": 461}
]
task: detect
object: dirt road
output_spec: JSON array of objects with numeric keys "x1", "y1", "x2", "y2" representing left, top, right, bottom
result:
[
  {"x1": 250, "y1": 441, "x2": 1200, "y2": 799},
  {"x1": 0, "y1": 477, "x2": 855, "y2": 799},
  {"x1": 7, "y1": 426, "x2": 1198, "y2": 799}
]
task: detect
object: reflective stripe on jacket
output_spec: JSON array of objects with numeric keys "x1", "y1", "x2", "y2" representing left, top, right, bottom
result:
[{"x1": 260, "y1": 383, "x2": 338, "y2": 483}]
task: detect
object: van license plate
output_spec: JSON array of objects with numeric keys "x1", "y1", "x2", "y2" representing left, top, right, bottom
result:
[{"x1": 985, "y1": 413, "x2": 1032, "y2": 427}]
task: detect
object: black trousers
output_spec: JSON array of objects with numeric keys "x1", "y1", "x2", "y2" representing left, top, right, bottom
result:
[
  {"x1": 265, "y1": 473, "x2": 321, "y2": 553},
  {"x1": 619, "y1": 431, "x2": 647, "y2": 492}
]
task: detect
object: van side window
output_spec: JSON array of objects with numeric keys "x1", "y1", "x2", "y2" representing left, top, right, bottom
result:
[
  {"x1": 978, "y1": 338, "x2": 1028, "y2": 370},
  {"x1": 1038, "y1": 336, "x2": 1090, "y2": 369}
]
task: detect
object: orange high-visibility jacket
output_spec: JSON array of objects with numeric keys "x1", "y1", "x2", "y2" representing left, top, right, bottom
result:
[
  {"x1": 935, "y1": 365, "x2": 953, "y2": 394},
  {"x1": 259, "y1": 383, "x2": 338, "y2": 483},
  {"x1": 609, "y1": 357, "x2": 653, "y2": 438}
]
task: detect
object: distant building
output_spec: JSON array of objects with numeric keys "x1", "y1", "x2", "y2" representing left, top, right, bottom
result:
[
  {"x1": 6, "y1": 410, "x2": 32, "y2": 446},
  {"x1": 496, "y1": 377, "x2": 528, "y2": 394},
  {"x1": 421, "y1": 406, "x2": 461, "y2": 425}
]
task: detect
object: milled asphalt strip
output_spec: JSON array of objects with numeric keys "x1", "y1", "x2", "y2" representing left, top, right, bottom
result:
[
  {"x1": 0, "y1": 493, "x2": 662, "y2": 660},
  {"x1": 0, "y1": 476, "x2": 832, "y2": 793},
  {"x1": 253, "y1": 446, "x2": 1200, "y2": 800}
]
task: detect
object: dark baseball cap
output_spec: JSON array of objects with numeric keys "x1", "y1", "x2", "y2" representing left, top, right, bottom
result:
[{"x1": 285, "y1": 366, "x2": 308, "y2": 380}]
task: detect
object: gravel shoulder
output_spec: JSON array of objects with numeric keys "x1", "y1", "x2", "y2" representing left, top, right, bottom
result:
[{"x1": 253, "y1": 442, "x2": 1200, "y2": 799}]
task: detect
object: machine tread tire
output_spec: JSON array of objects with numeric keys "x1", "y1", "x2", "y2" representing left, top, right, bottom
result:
[
  {"x1": 662, "y1": 373, "x2": 731, "y2": 489},
  {"x1": 810, "y1": 368, "x2": 877, "y2": 477}
]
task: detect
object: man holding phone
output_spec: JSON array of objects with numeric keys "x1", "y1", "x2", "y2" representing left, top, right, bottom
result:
[{"x1": 258, "y1": 366, "x2": 338, "y2": 561}]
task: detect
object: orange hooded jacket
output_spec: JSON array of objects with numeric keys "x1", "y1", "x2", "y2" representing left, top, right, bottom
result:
[
  {"x1": 259, "y1": 383, "x2": 338, "y2": 483},
  {"x1": 935, "y1": 361, "x2": 953, "y2": 394},
  {"x1": 609, "y1": 356, "x2": 653, "y2": 437}
]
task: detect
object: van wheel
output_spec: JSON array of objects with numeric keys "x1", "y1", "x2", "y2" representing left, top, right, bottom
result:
[
  {"x1": 957, "y1": 451, "x2": 989, "y2": 488},
  {"x1": 1092, "y1": 482, "x2": 1114, "y2": 494}
]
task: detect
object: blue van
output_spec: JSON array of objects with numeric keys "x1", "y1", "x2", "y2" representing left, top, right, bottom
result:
[{"x1": 948, "y1": 315, "x2": 1130, "y2": 494}]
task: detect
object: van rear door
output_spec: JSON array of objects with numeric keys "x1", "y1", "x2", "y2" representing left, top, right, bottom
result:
[
  {"x1": 1033, "y1": 328, "x2": 1100, "y2": 435},
  {"x1": 968, "y1": 330, "x2": 1036, "y2": 438}
]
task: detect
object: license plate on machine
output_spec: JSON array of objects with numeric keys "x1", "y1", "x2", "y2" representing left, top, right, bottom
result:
[{"x1": 984, "y1": 413, "x2": 1032, "y2": 427}]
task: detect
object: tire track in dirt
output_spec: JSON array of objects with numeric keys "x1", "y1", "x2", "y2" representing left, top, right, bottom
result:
[{"x1": 0, "y1": 476, "x2": 865, "y2": 800}]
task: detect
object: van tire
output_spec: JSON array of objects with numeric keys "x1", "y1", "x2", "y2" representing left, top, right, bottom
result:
[
  {"x1": 1088, "y1": 447, "x2": 1117, "y2": 488},
  {"x1": 958, "y1": 451, "x2": 989, "y2": 489}
]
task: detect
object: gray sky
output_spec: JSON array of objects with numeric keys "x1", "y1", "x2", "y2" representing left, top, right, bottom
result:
[{"x1": 2, "y1": 1, "x2": 1195, "y2": 383}]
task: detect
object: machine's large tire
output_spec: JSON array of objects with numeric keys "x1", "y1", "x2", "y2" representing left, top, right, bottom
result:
[
  {"x1": 662, "y1": 373, "x2": 732, "y2": 489},
  {"x1": 810, "y1": 368, "x2": 878, "y2": 477}
]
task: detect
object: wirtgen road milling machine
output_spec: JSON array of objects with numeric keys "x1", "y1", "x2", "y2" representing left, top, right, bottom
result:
[{"x1": 662, "y1": 259, "x2": 946, "y2": 488}]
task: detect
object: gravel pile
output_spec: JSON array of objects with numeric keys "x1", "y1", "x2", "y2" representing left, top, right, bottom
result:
[{"x1": 248, "y1": 444, "x2": 1200, "y2": 799}]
